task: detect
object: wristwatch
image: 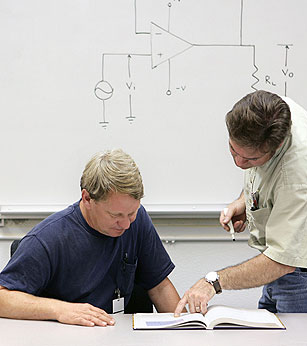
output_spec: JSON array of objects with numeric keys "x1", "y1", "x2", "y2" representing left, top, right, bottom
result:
[{"x1": 205, "y1": 271, "x2": 222, "y2": 294}]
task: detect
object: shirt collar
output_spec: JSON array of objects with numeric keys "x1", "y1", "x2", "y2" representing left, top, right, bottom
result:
[{"x1": 258, "y1": 134, "x2": 291, "y2": 171}]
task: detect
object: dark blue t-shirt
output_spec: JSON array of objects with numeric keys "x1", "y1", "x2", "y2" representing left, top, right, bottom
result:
[{"x1": 0, "y1": 202, "x2": 174, "y2": 313}]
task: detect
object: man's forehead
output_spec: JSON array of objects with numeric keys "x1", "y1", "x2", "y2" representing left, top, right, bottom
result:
[
  {"x1": 229, "y1": 140, "x2": 263, "y2": 158},
  {"x1": 101, "y1": 193, "x2": 140, "y2": 211}
]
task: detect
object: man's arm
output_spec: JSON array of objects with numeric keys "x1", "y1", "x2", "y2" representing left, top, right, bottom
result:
[
  {"x1": 219, "y1": 253, "x2": 295, "y2": 289},
  {"x1": 220, "y1": 191, "x2": 247, "y2": 233},
  {"x1": 148, "y1": 277, "x2": 182, "y2": 312},
  {"x1": 175, "y1": 254, "x2": 295, "y2": 316},
  {"x1": 0, "y1": 286, "x2": 115, "y2": 327}
]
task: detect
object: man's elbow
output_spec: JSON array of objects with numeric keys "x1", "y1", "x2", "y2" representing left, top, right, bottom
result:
[
  {"x1": 148, "y1": 278, "x2": 171, "y2": 296},
  {"x1": 278, "y1": 263, "x2": 296, "y2": 276},
  {"x1": 286, "y1": 265, "x2": 297, "y2": 274}
]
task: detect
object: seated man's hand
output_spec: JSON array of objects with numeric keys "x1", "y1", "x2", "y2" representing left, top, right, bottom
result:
[{"x1": 56, "y1": 302, "x2": 115, "y2": 327}]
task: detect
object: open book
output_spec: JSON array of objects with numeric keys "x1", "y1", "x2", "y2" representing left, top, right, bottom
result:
[{"x1": 133, "y1": 305, "x2": 285, "y2": 330}]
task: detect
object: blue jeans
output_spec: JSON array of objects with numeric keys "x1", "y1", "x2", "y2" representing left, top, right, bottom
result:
[{"x1": 258, "y1": 268, "x2": 307, "y2": 313}]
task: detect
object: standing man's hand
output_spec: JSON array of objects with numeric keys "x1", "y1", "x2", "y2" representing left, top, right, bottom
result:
[
  {"x1": 220, "y1": 193, "x2": 247, "y2": 233},
  {"x1": 174, "y1": 278, "x2": 215, "y2": 316}
]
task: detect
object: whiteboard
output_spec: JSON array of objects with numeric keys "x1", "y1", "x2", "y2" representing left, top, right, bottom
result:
[{"x1": 0, "y1": 0, "x2": 306, "y2": 208}]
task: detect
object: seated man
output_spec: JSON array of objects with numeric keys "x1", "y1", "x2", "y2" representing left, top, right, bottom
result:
[{"x1": 0, "y1": 149, "x2": 180, "y2": 326}]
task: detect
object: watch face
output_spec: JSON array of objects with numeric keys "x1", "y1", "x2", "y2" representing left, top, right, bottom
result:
[{"x1": 206, "y1": 272, "x2": 218, "y2": 281}]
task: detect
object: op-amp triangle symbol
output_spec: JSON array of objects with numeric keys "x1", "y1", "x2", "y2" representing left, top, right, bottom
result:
[{"x1": 150, "y1": 22, "x2": 193, "y2": 69}]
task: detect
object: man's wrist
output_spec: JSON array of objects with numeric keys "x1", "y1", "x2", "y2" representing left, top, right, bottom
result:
[{"x1": 205, "y1": 271, "x2": 222, "y2": 294}]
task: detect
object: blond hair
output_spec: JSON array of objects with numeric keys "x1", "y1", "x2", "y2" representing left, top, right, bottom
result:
[{"x1": 80, "y1": 149, "x2": 144, "y2": 201}]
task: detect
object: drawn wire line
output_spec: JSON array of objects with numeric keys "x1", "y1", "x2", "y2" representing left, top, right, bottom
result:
[
  {"x1": 240, "y1": 0, "x2": 243, "y2": 45},
  {"x1": 102, "y1": 54, "x2": 105, "y2": 80},
  {"x1": 191, "y1": 42, "x2": 260, "y2": 91},
  {"x1": 126, "y1": 94, "x2": 136, "y2": 123},
  {"x1": 168, "y1": 2, "x2": 171, "y2": 32},
  {"x1": 134, "y1": 0, "x2": 150, "y2": 35},
  {"x1": 239, "y1": 0, "x2": 259, "y2": 90},
  {"x1": 99, "y1": 100, "x2": 109, "y2": 128},
  {"x1": 167, "y1": 59, "x2": 171, "y2": 95}
]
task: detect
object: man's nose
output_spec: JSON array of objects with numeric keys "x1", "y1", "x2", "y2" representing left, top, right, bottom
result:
[
  {"x1": 235, "y1": 155, "x2": 249, "y2": 167},
  {"x1": 118, "y1": 217, "x2": 131, "y2": 230}
]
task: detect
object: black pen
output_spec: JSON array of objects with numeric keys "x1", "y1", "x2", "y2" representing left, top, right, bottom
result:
[{"x1": 123, "y1": 252, "x2": 128, "y2": 271}]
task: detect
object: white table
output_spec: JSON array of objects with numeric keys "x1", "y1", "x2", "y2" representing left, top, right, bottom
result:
[{"x1": 0, "y1": 313, "x2": 306, "y2": 346}]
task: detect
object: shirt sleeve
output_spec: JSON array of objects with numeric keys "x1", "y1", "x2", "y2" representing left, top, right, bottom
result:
[
  {"x1": 263, "y1": 184, "x2": 307, "y2": 267},
  {"x1": 133, "y1": 206, "x2": 175, "y2": 290},
  {"x1": 0, "y1": 235, "x2": 52, "y2": 294}
]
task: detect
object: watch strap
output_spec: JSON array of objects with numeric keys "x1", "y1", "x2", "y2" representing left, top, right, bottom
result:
[
  {"x1": 205, "y1": 272, "x2": 222, "y2": 294},
  {"x1": 212, "y1": 280, "x2": 222, "y2": 294}
]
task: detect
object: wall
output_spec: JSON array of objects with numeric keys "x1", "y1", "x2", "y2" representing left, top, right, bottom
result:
[{"x1": 1, "y1": 0, "x2": 307, "y2": 208}]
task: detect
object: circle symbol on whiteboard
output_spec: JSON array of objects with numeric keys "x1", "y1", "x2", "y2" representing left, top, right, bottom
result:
[{"x1": 94, "y1": 80, "x2": 114, "y2": 100}]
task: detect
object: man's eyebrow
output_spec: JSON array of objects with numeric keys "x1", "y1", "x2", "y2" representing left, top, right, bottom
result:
[
  {"x1": 108, "y1": 210, "x2": 137, "y2": 216},
  {"x1": 229, "y1": 142, "x2": 261, "y2": 160}
]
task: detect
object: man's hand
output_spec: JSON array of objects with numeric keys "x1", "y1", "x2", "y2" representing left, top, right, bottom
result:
[
  {"x1": 0, "y1": 287, "x2": 115, "y2": 327},
  {"x1": 174, "y1": 278, "x2": 215, "y2": 316},
  {"x1": 220, "y1": 193, "x2": 246, "y2": 233},
  {"x1": 55, "y1": 302, "x2": 115, "y2": 327}
]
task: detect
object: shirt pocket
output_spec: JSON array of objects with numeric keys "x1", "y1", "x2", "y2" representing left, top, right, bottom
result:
[
  {"x1": 248, "y1": 207, "x2": 270, "y2": 245},
  {"x1": 119, "y1": 256, "x2": 138, "y2": 297}
]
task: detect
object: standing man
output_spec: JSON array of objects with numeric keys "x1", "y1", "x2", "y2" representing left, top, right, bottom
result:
[
  {"x1": 0, "y1": 149, "x2": 181, "y2": 326},
  {"x1": 175, "y1": 90, "x2": 307, "y2": 315}
]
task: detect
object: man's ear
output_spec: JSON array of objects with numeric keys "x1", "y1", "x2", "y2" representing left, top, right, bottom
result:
[
  {"x1": 278, "y1": 139, "x2": 284, "y2": 149},
  {"x1": 81, "y1": 189, "x2": 92, "y2": 208}
]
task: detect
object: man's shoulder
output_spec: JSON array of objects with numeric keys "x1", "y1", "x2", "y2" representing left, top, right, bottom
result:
[
  {"x1": 134, "y1": 204, "x2": 151, "y2": 224},
  {"x1": 28, "y1": 202, "x2": 80, "y2": 237}
]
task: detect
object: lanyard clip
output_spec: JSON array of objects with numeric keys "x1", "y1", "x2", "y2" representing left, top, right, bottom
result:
[{"x1": 115, "y1": 288, "x2": 121, "y2": 299}]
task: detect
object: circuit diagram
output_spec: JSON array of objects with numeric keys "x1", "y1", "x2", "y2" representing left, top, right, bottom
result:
[{"x1": 94, "y1": 0, "x2": 295, "y2": 128}]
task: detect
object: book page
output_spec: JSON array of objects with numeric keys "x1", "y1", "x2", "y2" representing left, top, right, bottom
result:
[
  {"x1": 204, "y1": 305, "x2": 284, "y2": 329},
  {"x1": 133, "y1": 313, "x2": 206, "y2": 329}
]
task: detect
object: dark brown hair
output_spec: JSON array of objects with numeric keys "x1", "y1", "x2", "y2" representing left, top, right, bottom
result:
[{"x1": 226, "y1": 90, "x2": 291, "y2": 153}]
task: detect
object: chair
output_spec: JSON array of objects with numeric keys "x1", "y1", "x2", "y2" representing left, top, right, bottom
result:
[
  {"x1": 10, "y1": 239, "x2": 21, "y2": 258},
  {"x1": 124, "y1": 282, "x2": 153, "y2": 313},
  {"x1": 10, "y1": 239, "x2": 153, "y2": 313}
]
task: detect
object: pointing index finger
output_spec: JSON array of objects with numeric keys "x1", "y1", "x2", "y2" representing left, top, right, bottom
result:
[{"x1": 174, "y1": 296, "x2": 188, "y2": 317}]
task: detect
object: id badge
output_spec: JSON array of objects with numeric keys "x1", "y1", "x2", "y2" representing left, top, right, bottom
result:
[
  {"x1": 113, "y1": 297, "x2": 124, "y2": 314},
  {"x1": 113, "y1": 288, "x2": 124, "y2": 314}
]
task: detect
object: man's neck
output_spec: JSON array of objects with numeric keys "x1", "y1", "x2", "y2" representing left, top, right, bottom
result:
[{"x1": 79, "y1": 200, "x2": 94, "y2": 229}]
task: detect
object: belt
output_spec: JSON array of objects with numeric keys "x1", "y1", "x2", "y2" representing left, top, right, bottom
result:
[{"x1": 298, "y1": 267, "x2": 307, "y2": 272}]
